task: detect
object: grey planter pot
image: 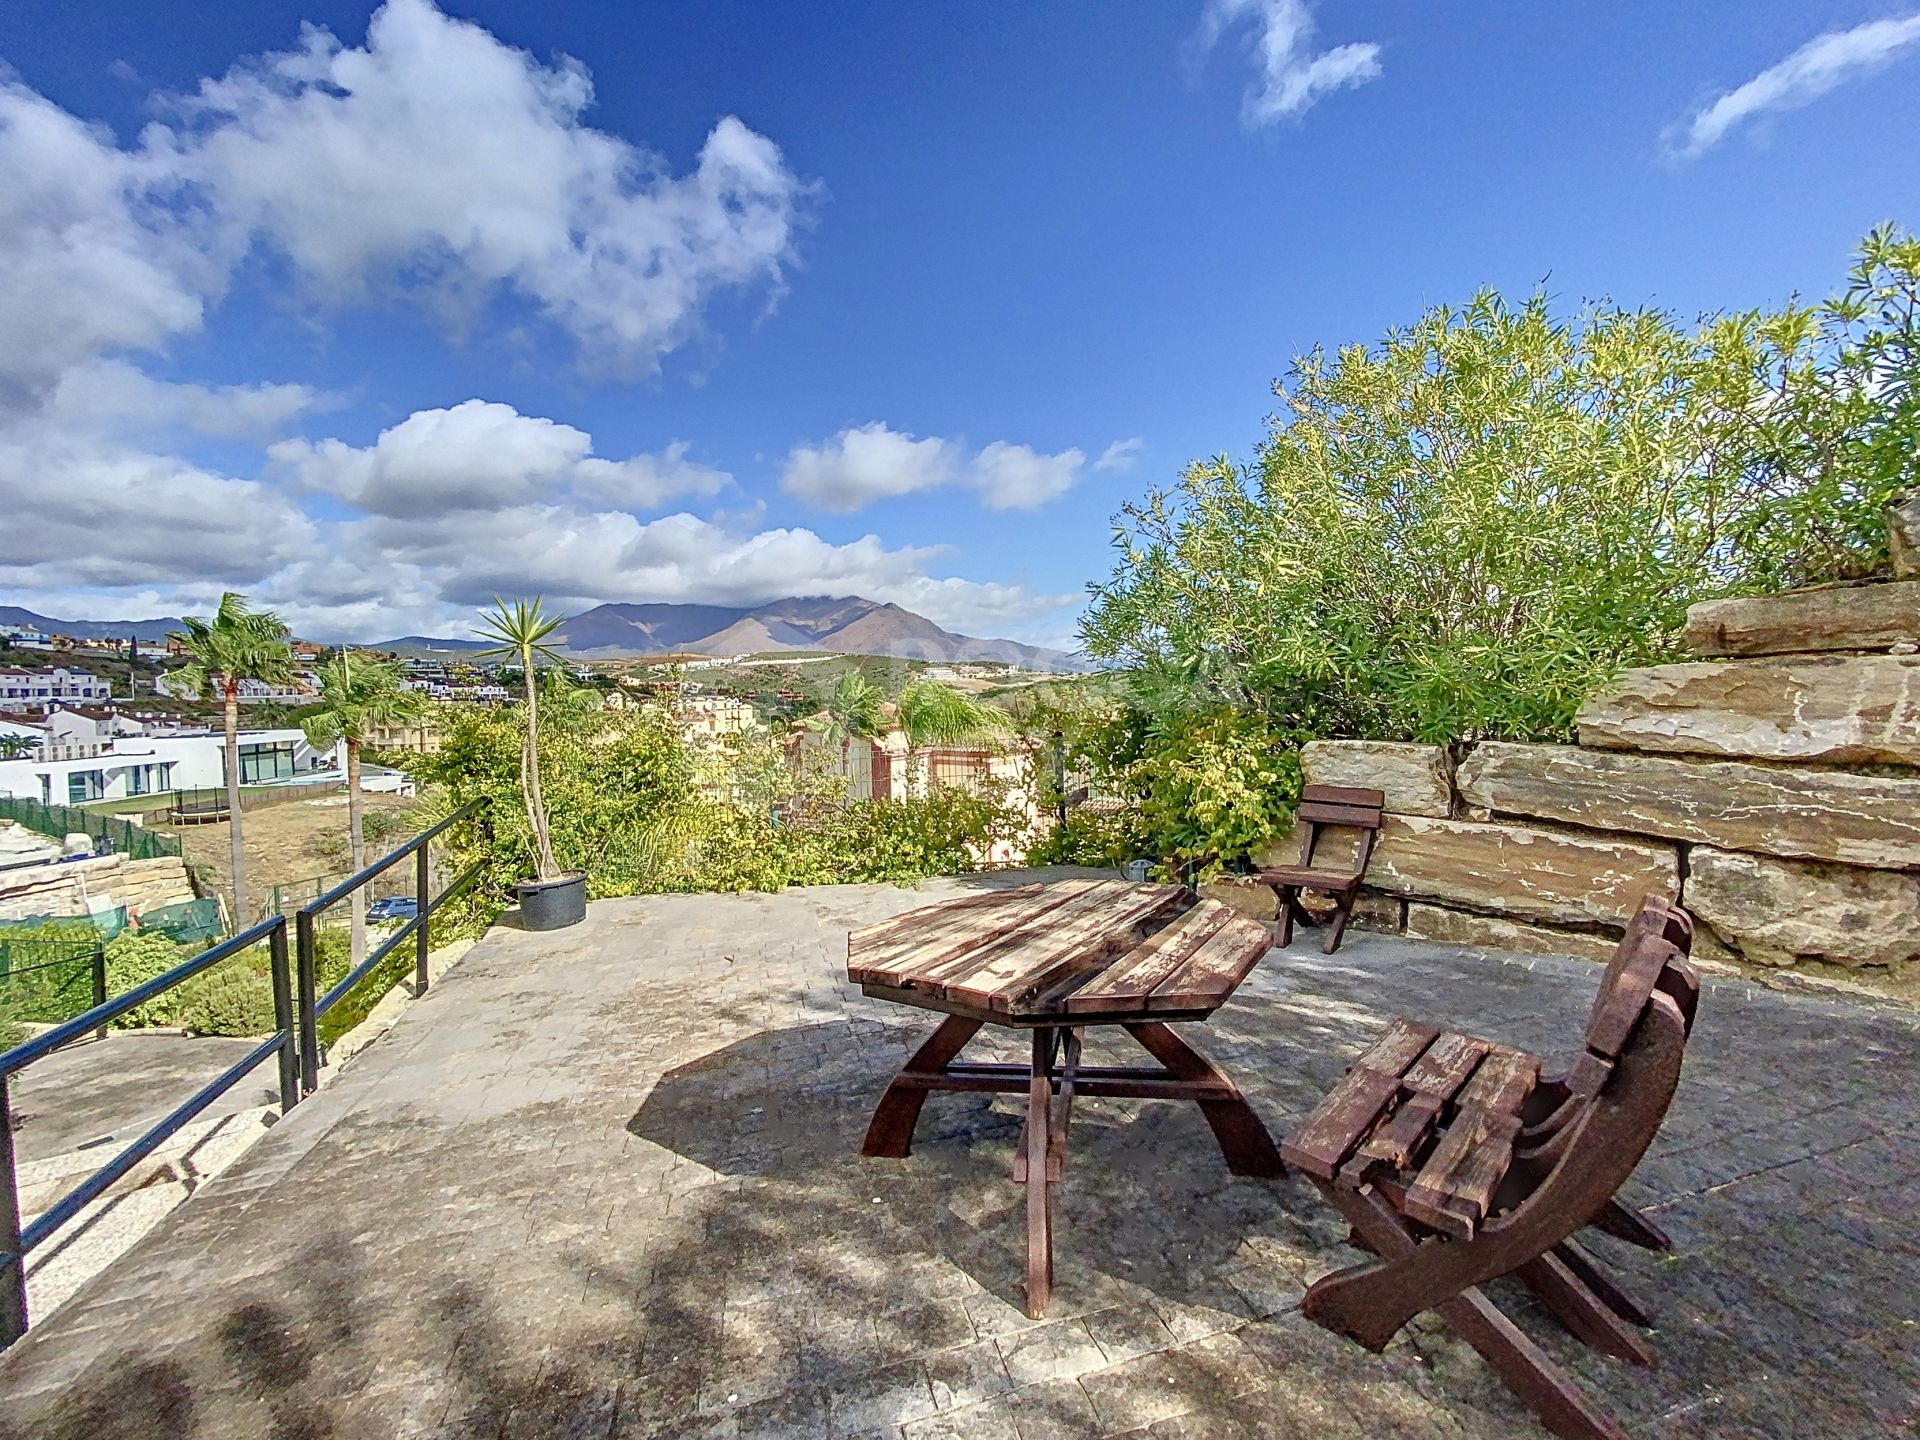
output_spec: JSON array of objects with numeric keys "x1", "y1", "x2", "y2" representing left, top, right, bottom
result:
[{"x1": 516, "y1": 872, "x2": 587, "y2": 931}]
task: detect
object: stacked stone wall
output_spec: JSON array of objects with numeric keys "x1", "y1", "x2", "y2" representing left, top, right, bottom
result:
[
  {"x1": 1204, "y1": 496, "x2": 1920, "y2": 972},
  {"x1": 0, "y1": 855, "x2": 200, "y2": 924}
]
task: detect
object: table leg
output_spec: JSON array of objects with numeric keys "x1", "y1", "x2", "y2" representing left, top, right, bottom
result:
[
  {"x1": 1123, "y1": 1022, "x2": 1284, "y2": 1177},
  {"x1": 1026, "y1": 1026, "x2": 1057, "y2": 1319},
  {"x1": 862, "y1": 1015, "x2": 984, "y2": 1158}
]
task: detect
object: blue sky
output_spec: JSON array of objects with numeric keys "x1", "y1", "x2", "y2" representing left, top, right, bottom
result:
[{"x1": 2, "y1": 1, "x2": 1917, "y2": 650}]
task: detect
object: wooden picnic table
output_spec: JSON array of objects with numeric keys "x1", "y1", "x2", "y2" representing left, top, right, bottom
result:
[{"x1": 847, "y1": 877, "x2": 1282, "y2": 1317}]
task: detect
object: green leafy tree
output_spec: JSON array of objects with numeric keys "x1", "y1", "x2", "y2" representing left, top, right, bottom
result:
[
  {"x1": 302, "y1": 652, "x2": 428, "y2": 963},
  {"x1": 473, "y1": 598, "x2": 568, "y2": 883},
  {"x1": 167, "y1": 593, "x2": 294, "y2": 925},
  {"x1": 0, "y1": 735, "x2": 33, "y2": 759},
  {"x1": 1078, "y1": 228, "x2": 1920, "y2": 868}
]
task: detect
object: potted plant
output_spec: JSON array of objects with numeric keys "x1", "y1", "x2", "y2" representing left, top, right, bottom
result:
[{"x1": 476, "y1": 597, "x2": 586, "y2": 930}]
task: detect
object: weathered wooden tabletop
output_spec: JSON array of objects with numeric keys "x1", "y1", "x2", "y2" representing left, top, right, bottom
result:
[{"x1": 846, "y1": 877, "x2": 1273, "y2": 1022}]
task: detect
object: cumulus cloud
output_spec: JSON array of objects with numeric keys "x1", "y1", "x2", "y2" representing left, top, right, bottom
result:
[
  {"x1": 1094, "y1": 437, "x2": 1143, "y2": 472},
  {"x1": 1194, "y1": 0, "x2": 1382, "y2": 126},
  {"x1": 269, "y1": 400, "x2": 730, "y2": 517},
  {"x1": 0, "y1": 426, "x2": 316, "y2": 590},
  {"x1": 0, "y1": 0, "x2": 810, "y2": 399},
  {"x1": 1666, "y1": 14, "x2": 1920, "y2": 158},
  {"x1": 250, "y1": 504, "x2": 1076, "y2": 643},
  {"x1": 780, "y1": 422, "x2": 1102, "y2": 512},
  {"x1": 0, "y1": 4, "x2": 1072, "y2": 649},
  {"x1": 970, "y1": 441, "x2": 1086, "y2": 510},
  {"x1": 780, "y1": 422, "x2": 960, "y2": 512}
]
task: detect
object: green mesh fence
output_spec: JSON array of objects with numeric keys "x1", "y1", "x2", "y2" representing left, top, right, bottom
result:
[
  {"x1": 0, "y1": 796, "x2": 181, "y2": 860},
  {"x1": 0, "y1": 914, "x2": 115, "y2": 1025}
]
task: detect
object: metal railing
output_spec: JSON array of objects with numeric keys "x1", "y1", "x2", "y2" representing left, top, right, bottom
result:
[
  {"x1": 0, "y1": 915, "x2": 295, "y2": 1346},
  {"x1": 0, "y1": 796, "x2": 182, "y2": 861},
  {"x1": 294, "y1": 801, "x2": 482, "y2": 1094},
  {"x1": 0, "y1": 799, "x2": 485, "y2": 1349}
]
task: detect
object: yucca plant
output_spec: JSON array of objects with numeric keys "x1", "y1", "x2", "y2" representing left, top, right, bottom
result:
[{"x1": 474, "y1": 598, "x2": 568, "y2": 885}]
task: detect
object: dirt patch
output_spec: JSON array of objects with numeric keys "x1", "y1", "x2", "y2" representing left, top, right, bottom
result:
[{"x1": 155, "y1": 793, "x2": 421, "y2": 922}]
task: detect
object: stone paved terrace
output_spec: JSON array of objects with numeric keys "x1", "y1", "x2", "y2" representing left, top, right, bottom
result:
[{"x1": 1, "y1": 871, "x2": 1917, "y2": 1439}]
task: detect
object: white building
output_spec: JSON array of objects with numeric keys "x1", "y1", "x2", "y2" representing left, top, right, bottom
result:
[
  {"x1": 0, "y1": 727, "x2": 336, "y2": 806},
  {"x1": 0, "y1": 667, "x2": 112, "y2": 712}
]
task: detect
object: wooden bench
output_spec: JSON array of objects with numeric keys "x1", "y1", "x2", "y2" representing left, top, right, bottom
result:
[
  {"x1": 1255, "y1": 783, "x2": 1385, "y2": 954},
  {"x1": 1281, "y1": 896, "x2": 1700, "y2": 1440}
]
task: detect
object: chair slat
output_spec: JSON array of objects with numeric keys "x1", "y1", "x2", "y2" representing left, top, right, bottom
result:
[
  {"x1": 1301, "y1": 784, "x2": 1385, "y2": 806},
  {"x1": 1354, "y1": 1019, "x2": 1439, "y2": 1075},
  {"x1": 1402, "y1": 1105, "x2": 1525, "y2": 1237},
  {"x1": 1296, "y1": 801, "x2": 1384, "y2": 829},
  {"x1": 1455, "y1": 1049, "x2": 1540, "y2": 1115},
  {"x1": 1281, "y1": 1065, "x2": 1404, "y2": 1180},
  {"x1": 1401, "y1": 1032, "x2": 1488, "y2": 1096}
]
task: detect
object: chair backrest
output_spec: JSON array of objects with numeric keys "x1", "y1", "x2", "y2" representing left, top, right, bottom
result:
[
  {"x1": 1294, "y1": 784, "x2": 1386, "y2": 872},
  {"x1": 1582, "y1": 896, "x2": 1699, "y2": 1060},
  {"x1": 1527, "y1": 896, "x2": 1700, "y2": 1156}
]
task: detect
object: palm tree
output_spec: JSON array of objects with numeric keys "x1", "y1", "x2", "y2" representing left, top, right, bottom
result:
[
  {"x1": 474, "y1": 598, "x2": 568, "y2": 882},
  {"x1": 810, "y1": 671, "x2": 886, "y2": 797},
  {"x1": 302, "y1": 653, "x2": 427, "y2": 964},
  {"x1": 168, "y1": 594, "x2": 294, "y2": 926},
  {"x1": 896, "y1": 680, "x2": 1007, "y2": 795},
  {"x1": 0, "y1": 734, "x2": 34, "y2": 759}
]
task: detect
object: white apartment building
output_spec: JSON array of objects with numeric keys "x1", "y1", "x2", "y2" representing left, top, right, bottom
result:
[
  {"x1": 0, "y1": 667, "x2": 112, "y2": 712},
  {"x1": 0, "y1": 727, "x2": 337, "y2": 806}
]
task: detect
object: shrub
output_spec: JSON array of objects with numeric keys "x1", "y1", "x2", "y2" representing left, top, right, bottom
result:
[
  {"x1": 174, "y1": 964, "x2": 278, "y2": 1037},
  {"x1": 104, "y1": 930, "x2": 189, "y2": 1028}
]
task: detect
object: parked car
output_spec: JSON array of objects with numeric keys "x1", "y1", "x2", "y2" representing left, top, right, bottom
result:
[{"x1": 366, "y1": 896, "x2": 418, "y2": 923}]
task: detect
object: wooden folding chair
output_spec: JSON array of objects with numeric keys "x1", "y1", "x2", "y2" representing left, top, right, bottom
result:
[
  {"x1": 1255, "y1": 784, "x2": 1385, "y2": 954},
  {"x1": 1281, "y1": 896, "x2": 1701, "y2": 1440}
]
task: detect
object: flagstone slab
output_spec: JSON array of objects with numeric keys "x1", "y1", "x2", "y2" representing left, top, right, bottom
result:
[
  {"x1": 1577, "y1": 655, "x2": 1920, "y2": 767},
  {"x1": 1457, "y1": 741, "x2": 1920, "y2": 869},
  {"x1": 1682, "y1": 581, "x2": 1920, "y2": 658}
]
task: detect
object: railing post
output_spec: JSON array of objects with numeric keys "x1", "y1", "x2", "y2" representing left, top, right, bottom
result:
[
  {"x1": 269, "y1": 920, "x2": 298, "y2": 1115},
  {"x1": 1051, "y1": 731, "x2": 1067, "y2": 826},
  {"x1": 0, "y1": 1078, "x2": 27, "y2": 1348},
  {"x1": 91, "y1": 946, "x2": 107, "y2": 1044},
  {"x1": 415, "y1": 841, "x2": 431, "y2": 997},
  {"x1": 295, "y1": 909, "x2": 319, "y2": 1096}
]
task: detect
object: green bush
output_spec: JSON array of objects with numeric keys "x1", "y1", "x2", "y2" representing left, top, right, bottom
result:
[
  {"x1": 174, "y1": 964, "x2": 278, "y2": 1037},
  {"x1": 104, "y1": 930, "x2": 190, "y2": 1028},
  {"x1": 1068, "y1": 227, "x2": 1920, "y2": 869},
  {"x1": 405, "y1": 689, "x2": 1031, "y2": 928}
]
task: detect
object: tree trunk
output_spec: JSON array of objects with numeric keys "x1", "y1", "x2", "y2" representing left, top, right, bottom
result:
[
  {"x1": 224, "y1": 687, "x2": 247, "y2": 927},
  {"x1": 521, "y1": 655, "x2": 557, "y2": 879},
  {"x1": 347, "y1": 740, "x2": 366, "y2": 966}
]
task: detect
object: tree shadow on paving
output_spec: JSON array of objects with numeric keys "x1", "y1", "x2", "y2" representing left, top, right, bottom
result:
[{"x1": 625, "y1": 1019, "x2": 1335, "y2": 1320}]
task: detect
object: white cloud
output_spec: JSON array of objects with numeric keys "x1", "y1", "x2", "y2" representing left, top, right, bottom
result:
[
  {"x1": 44, "y1": 360, "x2": 330, "y2": 441},
  {"x1": 0, "y1": 0, "x2": 810, "y2": 397},
  {"x1": 251, "y1": 504, "x2": 1077, "y2": 643},
  {"x1": 1094, "y1": 437, "x2": 1143, "y2": 472},
  {"x1": 0, "y1": 427, "x2": 316, "y2": 590},
  {"x1": 268, "y1": 400, "x2": 730, "y2": 517},
  {"x1": 1666, "y1": 14, "x2": 1920, "y2": 158},
  {"x1": 1195, "y1": 0, "x2": 1382, "y2": 126},
  {"x1": 780, "y1": 422, "x2": 961, "y2": 511},
  {"x1": 970, "y1": 441, "x2": 1086, "y2": 510},
  {"x1": 781, "y1": 422, "x2": 1091, "y2": 512}
]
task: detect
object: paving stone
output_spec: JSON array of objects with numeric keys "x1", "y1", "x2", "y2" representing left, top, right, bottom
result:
[
  {"x1": 997, "y1": 1320, "x2": 1109, "y2": 1388},
  {"x1": 0, "y1": 882, "x2": 1913, "y2": 1440}
]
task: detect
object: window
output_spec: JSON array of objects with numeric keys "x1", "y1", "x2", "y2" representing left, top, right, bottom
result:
[
  {"x1": 238, "y1": 741, "x2": 295, "y2": 784},
  {"x1": 68, "y1": 770, "x2": 104, "y2": 803},
  {"x1": 129, "y1": 764, "x2": 153, "y2": 796}
]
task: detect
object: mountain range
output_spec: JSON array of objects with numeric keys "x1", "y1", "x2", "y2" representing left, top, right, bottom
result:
[
  {"x1": 388, "y1": 597, "x2": 1090, "y2": 671},
  {"x1": 2, "y1": 598, "x2": 1089, "y2": 672}
]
